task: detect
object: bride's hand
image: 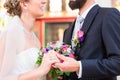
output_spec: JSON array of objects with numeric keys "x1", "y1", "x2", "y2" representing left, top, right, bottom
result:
[
  {"x1": 39, "y1": 52, "x2": 60, "y2": 75},
  {"x1": 18, "y1": 53, "x2": 59, "y2": 80}
]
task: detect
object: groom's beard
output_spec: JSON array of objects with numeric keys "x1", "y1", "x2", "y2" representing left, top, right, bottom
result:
[{"x1": 69, "y1": 0, "x2": 87, "y2": 10}]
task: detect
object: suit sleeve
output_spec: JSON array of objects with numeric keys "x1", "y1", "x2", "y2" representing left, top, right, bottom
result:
[{"x1": 81, "y1": 8, "x2": 120, "y2": 78}]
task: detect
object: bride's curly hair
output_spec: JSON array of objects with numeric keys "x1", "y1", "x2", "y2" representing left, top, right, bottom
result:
[{"x1": 4, "y1": 0, "x2": 29, "y2": 16}]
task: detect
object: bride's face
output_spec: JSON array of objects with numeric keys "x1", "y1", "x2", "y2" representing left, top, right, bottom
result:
[{"x1": 22, "y1": 0, "x2": 47, "y2": 17}]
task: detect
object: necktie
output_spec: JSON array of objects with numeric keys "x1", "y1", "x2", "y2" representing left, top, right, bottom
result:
[{"x1": 72, "y1": 15, "x2": 84, "y2": 49}]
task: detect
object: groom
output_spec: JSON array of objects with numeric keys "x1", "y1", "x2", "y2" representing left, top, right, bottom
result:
[{"x1": 55, "y1": 0, "x2": 120, "y2": 80}]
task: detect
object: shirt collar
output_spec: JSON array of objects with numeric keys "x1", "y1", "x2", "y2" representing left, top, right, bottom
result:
[{"x1": 80, "y1": 3, "x2": 97, "y2": 19}]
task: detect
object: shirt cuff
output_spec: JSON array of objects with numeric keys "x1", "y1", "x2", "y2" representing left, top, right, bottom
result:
[{"x1": 76, "y1": 61, "x2": 82, "y2": 78}]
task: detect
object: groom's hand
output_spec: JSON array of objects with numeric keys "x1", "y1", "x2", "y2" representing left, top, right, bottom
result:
[{"x1": 55, "y1": 54, "x2": 80, "y2": 72}]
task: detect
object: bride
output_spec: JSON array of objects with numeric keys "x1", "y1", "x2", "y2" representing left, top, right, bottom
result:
[{"x1": 0, "y1": 0, "x2": 59, "y2": 80}]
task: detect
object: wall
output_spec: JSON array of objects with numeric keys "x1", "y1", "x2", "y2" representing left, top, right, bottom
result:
[{"x1": 95, "y1": 0, "x2": 112, "y2": 7}]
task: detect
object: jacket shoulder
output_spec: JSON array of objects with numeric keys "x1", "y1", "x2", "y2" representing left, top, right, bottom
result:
[{"x1": 99, "y1": 7, "x2": 120, "y2": 14}]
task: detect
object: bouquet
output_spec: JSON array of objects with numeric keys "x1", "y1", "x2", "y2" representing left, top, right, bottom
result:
[{"x1": 36, "y1": 41, "x2": 75, "y2": 80}]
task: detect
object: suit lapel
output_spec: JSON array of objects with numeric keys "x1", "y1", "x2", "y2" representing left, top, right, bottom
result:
[
  {"x1": 81, "y1": 5, "x2": 100, "y2": 34},
  {"x1": 64, "y1": 21, "x2": 75, "y2": 44}
]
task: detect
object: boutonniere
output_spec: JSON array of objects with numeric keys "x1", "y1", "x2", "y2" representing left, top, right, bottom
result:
[{"x1": 72, "y1": 30, "x2": 84, "y2": 47}]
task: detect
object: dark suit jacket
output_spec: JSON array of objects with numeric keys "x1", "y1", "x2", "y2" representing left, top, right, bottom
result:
[{"x1": 63, "y1": 5, "x2": 120, "y2": 80}]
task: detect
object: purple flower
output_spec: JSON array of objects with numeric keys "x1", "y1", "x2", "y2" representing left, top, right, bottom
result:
[
  {"x1": 78, "y1": 36, "x2": 84, "y2": 42},
  {"x1": 46, "y1": 46, "x2": 53, "y2": 51}
]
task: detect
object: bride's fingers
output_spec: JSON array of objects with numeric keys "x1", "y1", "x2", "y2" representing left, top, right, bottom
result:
[
  {"x1": 51, "y1": 64, "x2": 58, "y2": 68},
  {"x1": 44, "y1": 53, "x2": 60, "y2": 63}
]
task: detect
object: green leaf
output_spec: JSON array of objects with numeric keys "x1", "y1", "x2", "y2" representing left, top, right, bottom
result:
[
  {"x1": 36, "y1": 60, "x2": 41, "y2": 65},
  {"x1": 48, "y1": 68, "x2": 64, "y2": 80},
  {"x1": 64, "y1": 72, "x2": 71, "y2": 76}
]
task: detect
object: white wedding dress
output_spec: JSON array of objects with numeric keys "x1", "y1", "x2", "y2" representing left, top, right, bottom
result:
[
  {"x1": 0, "y1": 16, "x2": 46, "y2": 80},
  {"x1": 12, "y1": 48, "x2": 46, "y2": 80}
]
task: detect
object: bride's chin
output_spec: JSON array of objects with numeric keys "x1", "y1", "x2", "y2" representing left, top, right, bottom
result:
[{"x1": 35, "y1": 13, "x2": 44, "y2": 18}]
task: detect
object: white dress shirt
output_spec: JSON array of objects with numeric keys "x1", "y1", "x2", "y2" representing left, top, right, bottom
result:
[{"x1": 75, "y1": 3, "x2": 97, "y2": 78}]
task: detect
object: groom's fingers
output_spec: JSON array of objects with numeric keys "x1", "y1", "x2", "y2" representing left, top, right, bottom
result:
[{"x1": 54, "y1": 62, "x2": 64, "y2": 70}]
